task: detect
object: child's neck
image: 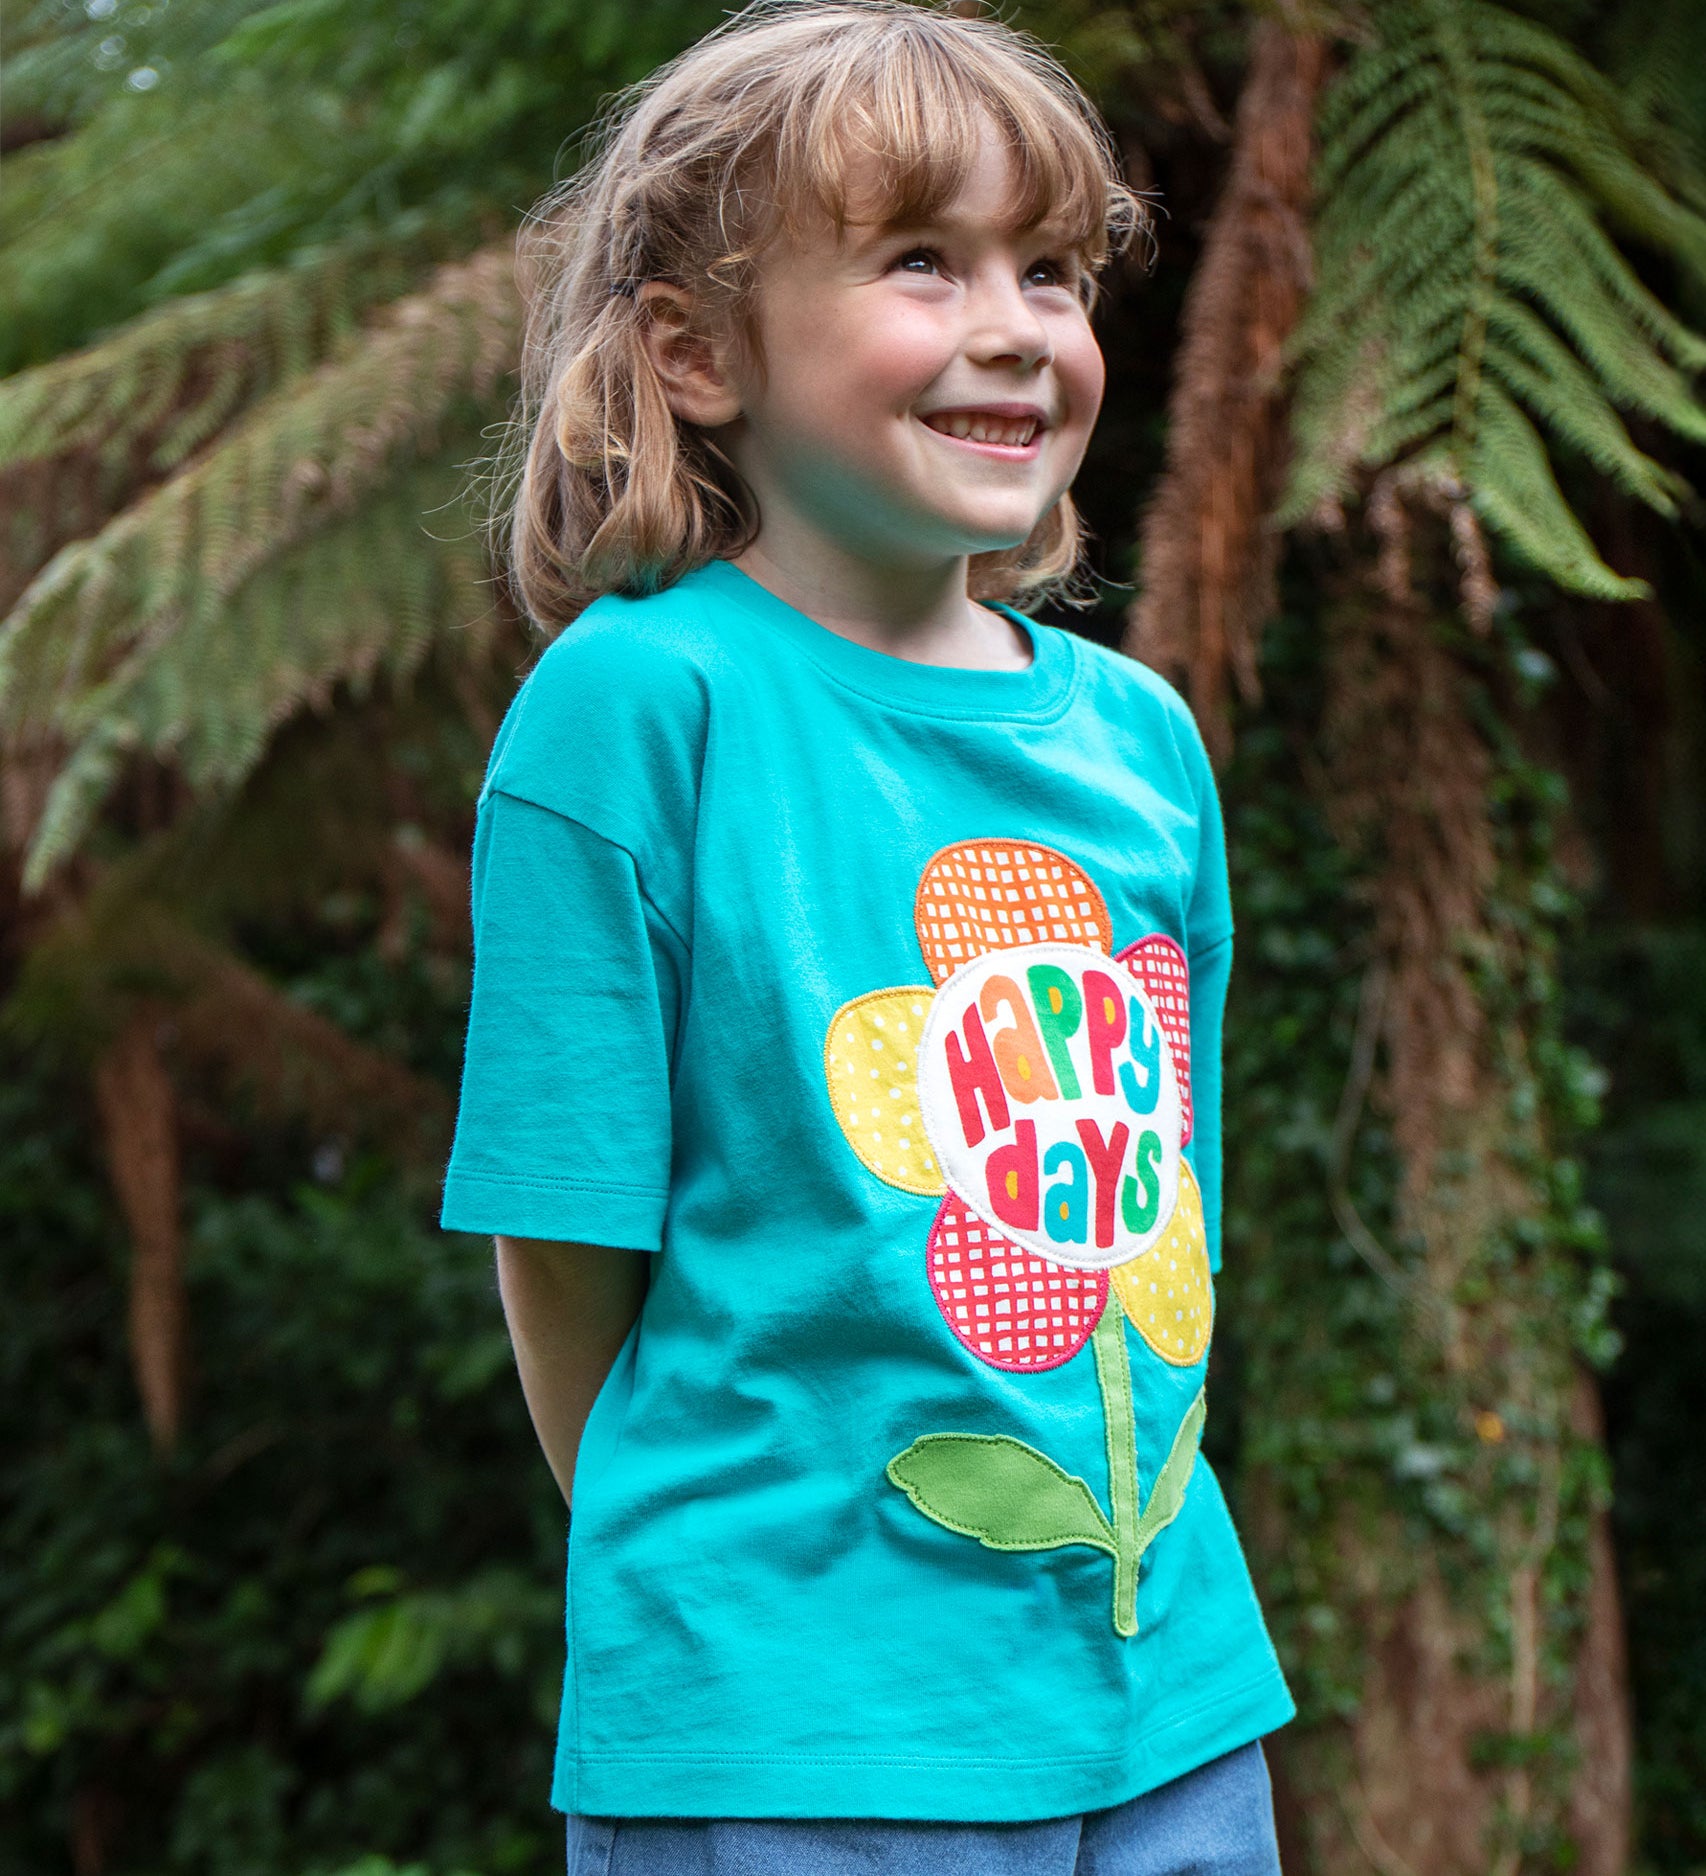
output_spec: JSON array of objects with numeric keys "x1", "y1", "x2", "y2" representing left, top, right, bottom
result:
[{"x1": 732, "y1": 535, "x2": 1033, "y2": 673}]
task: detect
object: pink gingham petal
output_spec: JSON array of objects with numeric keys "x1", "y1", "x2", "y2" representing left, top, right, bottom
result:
[{"x1": 926, "y1": 1191, "x2": 1108, "y2": 1372}]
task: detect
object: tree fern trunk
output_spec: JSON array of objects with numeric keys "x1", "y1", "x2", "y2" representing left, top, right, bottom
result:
[
  {"x1": 94, "y1": 1014, "x2": 185, "y2": 1453},
  {"x1": 1246, "y1": 574, "x2": 1629, "y2": 1876},
  {"x1": 1122, "y1": 10, "x2": 1324, "y2": 759}
]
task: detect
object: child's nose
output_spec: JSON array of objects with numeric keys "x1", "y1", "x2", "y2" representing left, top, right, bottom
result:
[{"x1": 963, "y1": 274, "x2": 1053, "y2": 370}]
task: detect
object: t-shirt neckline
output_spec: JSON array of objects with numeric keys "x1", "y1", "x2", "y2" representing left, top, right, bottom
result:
[{"x1": 693, "y1": 559, "x2": 1078, "y2": 723}]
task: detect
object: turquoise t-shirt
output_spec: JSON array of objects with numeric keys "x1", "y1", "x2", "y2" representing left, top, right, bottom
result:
[{"x1": 441, "y1": 558, "x2": 1293, "y2": 1821}]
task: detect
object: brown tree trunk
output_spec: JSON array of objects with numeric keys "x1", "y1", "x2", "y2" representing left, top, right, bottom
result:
[
  {"x1": 1343, "y1": 1564, "x2": 1506, "y2": 1874},
  {"x1": 94, "y1": 1015, "x2": 185, "y2": 1453},
  {"x1": 1261, "y1": 579, "x2": 1633, "y2": 1876},
  {"x1": 1122, "y1": 10, "x2": 1325, "y2": 759}
]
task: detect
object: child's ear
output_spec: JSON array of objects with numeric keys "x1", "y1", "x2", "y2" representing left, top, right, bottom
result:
[{"x1": 636, "y1": 283, "x2": 743, "y2": 428}]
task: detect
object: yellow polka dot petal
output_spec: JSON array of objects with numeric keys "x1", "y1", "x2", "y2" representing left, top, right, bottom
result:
[
  {"x1": 1109, "y1": 1160, "x2": 1214, "y2": 1367},
  {"x1": 824, "y1": 987, "x2": 944, "y2": 1197}
]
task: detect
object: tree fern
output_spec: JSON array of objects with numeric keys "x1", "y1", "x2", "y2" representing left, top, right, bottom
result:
[
  {"x1": 0, "y1": 0, "x2": 727, "y2": 891},
  {"x1": 11, "y1": 892, "x2": 452, "y2": 1159},
  {"x1": 0, "y1": 70, "x2": 360, "y2": 374},
  {"x1": 0, "y1": 246, "x2": 516, "y2": 793},
  {"x1": 16, "y1": 456, "x2": 497, "y2": 890},
  {"x1": 1279, "y1": 0, "x2": 1706, "y2": 602},
  {"x1": 0, "y1": 217, "x2": 482, "y2": 492}
]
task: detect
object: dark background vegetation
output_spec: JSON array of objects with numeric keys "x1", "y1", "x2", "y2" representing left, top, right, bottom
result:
[{"x1": 2, "y1": 2, "x2": 1705, "y2": 1872}]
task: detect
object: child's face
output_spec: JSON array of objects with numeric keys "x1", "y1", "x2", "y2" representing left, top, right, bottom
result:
[{"x1": 723, "y1": 125, "x2": 1106, "y2": 576}]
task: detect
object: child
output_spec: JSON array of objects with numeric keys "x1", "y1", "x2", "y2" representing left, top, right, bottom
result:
[{"x1": 442, "y1": 2, "x2": 1295, "y2": 1868}]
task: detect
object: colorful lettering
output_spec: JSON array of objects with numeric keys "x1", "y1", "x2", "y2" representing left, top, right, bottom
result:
[
  {"x1": 1121, "y1": 1129, "x2": 1164, "y2": 1233},
  {"x1": 1118, "y1": 996, "x2": 1162, "y2": 1116},
  {"x1": 1043, "y1": 1139, "x2": 1089, "y2": 1246},
  {"x1": 1026, "y1": 965, "x2": 1083, "y2": 1100},
  {"x1": 944, "y1": 1004, "x2": 1010, "y2": 1148},
  {"x1": 978, "y1": 975, "x2": 1059, "y2": 1105},
  {"x1": 1082, "y1": 969, "x2": 1128, "y2": 1097},
  {"x1": 1075, "y1": 1117, "x2": 1131, "y2": 1250},
  {"x1": 986, "y1": 1120, "x2": 1040, "y2": 1231}
]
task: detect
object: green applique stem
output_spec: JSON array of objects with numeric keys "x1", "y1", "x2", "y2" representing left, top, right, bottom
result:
[
  {"x1": 1092, "y1": 1296, "x2": 1143, "y2": 1634},
  {"x1": 888, "y1": 1293, "x2": 1208, "y2": 1636}
]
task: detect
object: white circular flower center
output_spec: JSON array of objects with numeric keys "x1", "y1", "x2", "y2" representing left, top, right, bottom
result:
[{"x1": 917, "y1": 943, "x2": 1183, "y2": 1271}]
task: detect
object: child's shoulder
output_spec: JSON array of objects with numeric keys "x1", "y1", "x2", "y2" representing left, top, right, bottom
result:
[
  {"x1": 483, "y1": 571, "x2": 743, "y2": 829},
  {"x1": 1045, "y1": 621, "x2": 1214, "y2": 779},
  {"x1": 1061, "y1": 623, "x2": 1192, "y2": 715},
  {"x1": 520, "y1": 570, "x2": 746, "y2": 712}
]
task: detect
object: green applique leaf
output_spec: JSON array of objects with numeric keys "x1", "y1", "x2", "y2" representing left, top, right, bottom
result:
[
  {"x1": 886, "y1": 1433, "x2": 1117, "y2": 1555},
  {"x1": 1133, "y1": 1388, "x2": 1206, "y2": 1549}
]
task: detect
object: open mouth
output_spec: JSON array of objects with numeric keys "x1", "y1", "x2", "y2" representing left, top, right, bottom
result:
[{"x1": 921, "y1": 410, "x2": 1043, "y2": 449}]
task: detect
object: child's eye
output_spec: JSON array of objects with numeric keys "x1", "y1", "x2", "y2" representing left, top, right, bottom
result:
[
  {"x1": 893, "y1": 247, "x2": 942, "y2": 275},
  {"x1": 1024, "y1": 257, "x2": 1073, "y2": 289}
]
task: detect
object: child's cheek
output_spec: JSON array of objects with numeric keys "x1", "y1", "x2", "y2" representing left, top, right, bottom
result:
[
  {"x1": 856, "y1": 300, "x2": 961, "y2": 405},
  {"x1": 1058, "y1": 316, "x2": 1107, "y2": 426}
]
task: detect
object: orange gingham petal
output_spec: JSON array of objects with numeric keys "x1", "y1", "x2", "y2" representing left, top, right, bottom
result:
[
  {"x1": 913, "y1": 841, "x2": 1112, "y2": 986},
  {"x1": 1109, "y1": 1159, "x2": 1213, "y2": 1367},
  {"x1": 927, "y1": 1191, "x2": 1108, "y2": 1371},
  {"x1": 824, "y1": 987, "x2": 944, "y2": 1196},
  {"x1": 1115, "y1": 933, "x2": 1194, "y2": 1145}
]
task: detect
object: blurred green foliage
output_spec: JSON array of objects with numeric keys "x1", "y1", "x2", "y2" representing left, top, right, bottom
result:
[
  {"x1": 0, "y1": 1009, "x2": 565, "y2": 1874},
  {"x1": 0, "y1": 0, "x2": 724, "y2": 372},
  {"x1": 1570, "y1": 926, "x2": 1706, "y2": 1865}
]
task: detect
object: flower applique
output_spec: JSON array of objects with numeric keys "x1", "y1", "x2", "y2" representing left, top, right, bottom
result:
[{"x1": 824, "y1": 841, "x2": 1214, "y2": 1636}]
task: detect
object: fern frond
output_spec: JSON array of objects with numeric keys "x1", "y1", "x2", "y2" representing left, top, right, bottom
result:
[
  {"x1": 0, "y1": 71, "x2": 357, "y2": 374},
  {"x1": 1481, "y1": 304, "x2": 1691, "y2": 505},
  {"x1": 1465, "y1": 384, "x2": 1649, "y2": 601},
  {"x1": 1281, "y1": 0, "x2": 1706, "y2": 599},
  {"x1": 0, "y1": 248, "x2": 517, "y2": 739},
  {"x1": 0, "y1": 219, "x2": 479, "y2": 489},
  {"x1": 19, "y1": 462, "x2": 495, "y2": 889}
]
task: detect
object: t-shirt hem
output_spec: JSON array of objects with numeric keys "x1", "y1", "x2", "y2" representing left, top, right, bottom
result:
[
  {"x1": 553, "y1": 1667, "x2": 1295, "y2": 1820},
  {"x1": 440, "y1": 1168, "x2": 667, "y2": 1251}
]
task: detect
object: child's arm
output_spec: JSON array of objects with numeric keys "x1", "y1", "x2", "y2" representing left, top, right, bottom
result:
[{"x1": 495, "y1": 1236, "x2": 649, "y2": 1507}]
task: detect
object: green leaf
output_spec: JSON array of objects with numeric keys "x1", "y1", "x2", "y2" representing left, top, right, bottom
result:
[
  {"x1": 1134, "y1": 1388, "x2": 1207, "y2": 1550},
  {"x1": 886, "y1": 1433, "x2": 1116, "y2": 1555}
]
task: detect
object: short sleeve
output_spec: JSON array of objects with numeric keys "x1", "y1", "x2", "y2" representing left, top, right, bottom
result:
[
  {"x1": 1175, "y1": 705, "x2": 1233, "y2": 957},
  {"x1": 440, "y1": 790, "x2": 684, "y2": 1249},
  {"x1": 477, "y1": 598, "x2": 712, "y2": 943}
]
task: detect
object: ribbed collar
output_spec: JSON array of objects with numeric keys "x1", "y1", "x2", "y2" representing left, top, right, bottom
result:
[{"x1": 690, "y1": 560, "x2": 1079, "y2": 723}]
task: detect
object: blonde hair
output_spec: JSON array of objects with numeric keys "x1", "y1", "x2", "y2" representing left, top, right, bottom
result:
[{"x1": 504, "y1": 0, "x2": 1143, "y2": 630}]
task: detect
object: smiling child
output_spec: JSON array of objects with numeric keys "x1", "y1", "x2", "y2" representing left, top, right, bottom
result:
[{"x1": 442, "y1": 3, "x2": 1295, "y2": 1870}]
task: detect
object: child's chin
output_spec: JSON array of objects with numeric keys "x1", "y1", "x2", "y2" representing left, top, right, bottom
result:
[
  {"x1": 961, "y1": 519, "x2": 1047, "y2": 556},
  {"x1": 923, "y1": 501, "x2": 1047, "y2": 549}
]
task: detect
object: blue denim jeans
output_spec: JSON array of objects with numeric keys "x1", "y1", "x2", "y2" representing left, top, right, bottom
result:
[{"x1": 565, "y1": 1740, "x2": 1281, "y2": 1875}]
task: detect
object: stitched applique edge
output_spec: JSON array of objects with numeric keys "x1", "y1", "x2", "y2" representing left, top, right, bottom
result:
[
  {"x1": 823, "y1": 985, "x2": 944, "y2": 1196},
  {"x1": 912, "y1": 839, "x2": 1113, "y2": 986}
]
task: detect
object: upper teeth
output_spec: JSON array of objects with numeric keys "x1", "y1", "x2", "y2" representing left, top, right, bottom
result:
[{"x1": 927, "y1": 413, "x2": 1039, "y2": 446}]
